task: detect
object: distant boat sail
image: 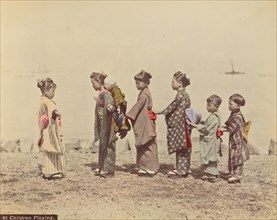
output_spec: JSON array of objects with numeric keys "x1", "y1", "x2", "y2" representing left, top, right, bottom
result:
[{"x1": 225, "y1": 60, "x2": 245, "y2": 75}]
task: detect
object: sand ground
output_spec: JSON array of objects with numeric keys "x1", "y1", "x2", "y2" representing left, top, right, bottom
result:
[{"x1": 0, "y1": 145, "x2": 276, "y2": 220}]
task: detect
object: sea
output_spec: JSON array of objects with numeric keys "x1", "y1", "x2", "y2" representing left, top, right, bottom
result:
[{"x1": 1, "y1": 70, "x2": 276, "y2": 154}]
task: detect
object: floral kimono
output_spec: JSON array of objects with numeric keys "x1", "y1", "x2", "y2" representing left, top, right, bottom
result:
[
  {"x1": 162, "y1": 88, "x2": 191, "y2": 174},
  {"x1": 38, "y1": 96, "x2": 66, "y2": 176},
  {"x1": 126, "y1": 86, "x2": 159, "y2": 172},
  {"x1": 94, "y1": 88, "x2": 118, "y2": 174}
]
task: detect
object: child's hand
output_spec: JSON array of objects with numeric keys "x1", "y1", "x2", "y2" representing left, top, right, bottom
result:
[
  {"x1": 220, "y1": 126, "x2": 227, "y2": 132},
  {"x1": 153, "y1": 109, "x2": 163, "y2": 115},
  {"x1": 190, "y1": 123, "x2": 197, "y2": 128},
  {"x1": 107, "y1": 104, "x2": 115, "y2": 112},
  {"x1": 199, "y1": 120, "x2": 205, "y2": 124}
]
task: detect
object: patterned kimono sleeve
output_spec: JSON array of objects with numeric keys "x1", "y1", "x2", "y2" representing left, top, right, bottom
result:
[
  {"x1": 226, "y1": 116, "x2": 242, "y2": 135},
  {"x1": 184, "y1": 93, "x2": 191, "y2": 109},
  {"x1": 38, "y1": 101, "x2": 48, "y2": 129},
  {"x1": 94, "y1": 107, "x2": 100, "y2": 142},
  {"x1": 197, "y1": 115, "x2": 219, "y2": 136},
  {"x1": 162, "y1": 93, "x2": 182, "y2": 117},
  {"x1": 104, "y1": 92, "x2": 115, "y2": 110},
  {"x1": 126, "y1": 93, "x2": 148, "y2": 121}
]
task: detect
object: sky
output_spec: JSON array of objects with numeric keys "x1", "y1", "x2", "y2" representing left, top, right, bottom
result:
[{"x1": 1, "y1": 1, "x2": 276, "y2": 76}]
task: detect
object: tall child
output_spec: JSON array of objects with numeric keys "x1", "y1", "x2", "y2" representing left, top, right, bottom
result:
[
  {"x1": 157, "y1": 71, "x2": 191, "y2": 177},
  {"x1": 37, "y1": 78, "x2": 66, "y2": 180},
  {"x1": 192, "y1": 95, "x2": 222, "y2": 182},
  {"x1": 90, "y1": 72, "x2": 118, "y2": 177},
  {"x1": 126, "y1": 70, "x2": 159, "y2": 176},
  {"x1": 221, "y1": 93, "x2": 249, "y2": 183}
]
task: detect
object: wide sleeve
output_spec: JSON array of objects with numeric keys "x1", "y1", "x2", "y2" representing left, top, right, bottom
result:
[
  {"x1": 104, "y1": 92, "x2": 115, "y2": 107},
  {"x1": 38, "y1": 100, "x2": 49, "y2": 129},
  {"x1": 226, "y1": 116, "x2": 242, "y2": 135},
  {"x1": 162, "y1": 93, "x2": 182, "y2": 117},
  {"x1": 126, "y1": 93, "x2": 148, "y2": 121},
  {"x1": 39, "y1": 101, "x2": 48, "y2": 117},
  {"x1": 197, "y1": 114, "x2": 219, "y2": 136}
]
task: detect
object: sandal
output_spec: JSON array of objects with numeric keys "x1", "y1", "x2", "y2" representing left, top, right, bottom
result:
[
  {"x1": 167, "y1": 170, "x2": 188, "y2": 178},
  {"x1": 43, "y1": 172, "x2": 64, "y2": 180},
  {"x1": 228, "y1": 176, "x2": 241, "y2": 183},
  {"x1": 94, "y1": 168, "x2": 100, "y2": 176},
  {"x1": 137, "y1": 169, "x2": 156, "y2": 177},
  {"x1": 99, "y1": 171, "x2": 114, "y2": 178},
  {"x1": 201, "y1": 174, "x2": 219, "y2": 183}
]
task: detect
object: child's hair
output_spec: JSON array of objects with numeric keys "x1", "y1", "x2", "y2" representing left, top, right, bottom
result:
[
  {"x1": 90, "y1": 72, "x2": 107, "y2": 85},
  {"x1": 207, "y1": 94, "x2": 222, "y2": 108},
  {"x1": 134, "y1": 70, "x2": 152, "y2": 85},
  {"x1": 173, "y1": 71, "x2": 190, "y2": 87},
  {"x1": 37, "y1": 78, "x2": 56, "y2": 94},
  {"x1": 229, "y1": 93, "x2": 246, "y2": 106}
]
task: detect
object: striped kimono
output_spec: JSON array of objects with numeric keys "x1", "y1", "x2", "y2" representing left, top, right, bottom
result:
[
  {"x1": 225, "y1": 110, "x2": 250, "y2": 176},
  {"x1": 38, "y1": 96, "x2": 66, "y2": 177},
  {"x1": 94, "y1": 88, "x2": 118, "y2": 174}
]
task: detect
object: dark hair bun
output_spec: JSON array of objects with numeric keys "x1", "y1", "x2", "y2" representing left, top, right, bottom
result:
[
  {"x1": 173, "y1": 71, "x2": 190, "y2": 87},
  {"x1": 134, "y1": 70, "x2": 152, "y2": 85}
]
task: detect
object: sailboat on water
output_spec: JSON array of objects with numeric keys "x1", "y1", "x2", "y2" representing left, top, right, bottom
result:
[{"x1": 225, "y1": 60, "x2": 245, "y2": 75}]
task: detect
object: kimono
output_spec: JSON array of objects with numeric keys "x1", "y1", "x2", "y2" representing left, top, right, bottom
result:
[
  {"x1": 38, "y1": 96, "x2": 66, "y2": 176},
  {"x1": 196, "y1": 111, "x2": 222, "y2": 176},
  {"x1": 225, "y1": 110, "x2": 250, "y2": 176},
  {"x1": 162, "y1": 88, "x2": 191, "y2": 154},
  {"x1": 126, "y1": 86, "x2": 159, "y2": 172},
  {"x1": 162, "y1": 88, "x2": 191, "y2": 174},
  {"x1": 94, "y1": 88, "x2": 118, "y2": 174},
  {"x1": 108, "y1": 85, "x2": 130, "y2": 138}
]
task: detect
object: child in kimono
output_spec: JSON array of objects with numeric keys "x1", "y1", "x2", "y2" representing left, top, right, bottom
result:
[
  {"x1": 191, "y1": 95, "x2": 222, "y2": 182},
  {"x1": 37, "y1": 78, "x2": 66, "y2": 180},
  {"x1": 90, "y1": 72, "x2": 118, "y2": 178},
  {"x1": 156, "y1": 71, "x2": 191, "y2": 177},
  {"x1": 126, "y1": 70, "x2": 159, "y2": 176},
  {"x1": 104, "y1": 76, "x2": 131, "y2": 139},
  {"x1": 221, "y1": 93, "x2": 249, "y2": 183}
]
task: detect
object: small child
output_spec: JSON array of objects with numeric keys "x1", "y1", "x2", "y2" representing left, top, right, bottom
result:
[
  {"x1": 221, "y1": 93, "x2": 250, "y2": 183},
  {"x1": 37, "y1": 78, "x2": 66, "y2": 180},
  {"x1": 104, "y1": 77, "x2": 131, "y2": 139},
  {"x1": 192, "y1": 95, "x2": 222, "y2": 182}
]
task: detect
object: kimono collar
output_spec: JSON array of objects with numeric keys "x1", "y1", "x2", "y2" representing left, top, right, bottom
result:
[
  {"x1": 139, "y1": 86, "x2": 150, "y2": 96},
  {"x1": 41, "y1": 95, "x2": 56, "y2": 105},
  {"x1": 225, "y1": 110, "x2": 243, "y2": 125},
  {"x1": 97, "y1": 88, "x2": 111, "y2": 105},
  {"x1": 178, "y1": 87, "x2": 186, "y2": 92}
]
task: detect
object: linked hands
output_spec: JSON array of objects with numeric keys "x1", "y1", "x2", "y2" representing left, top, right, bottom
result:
[{"x1": 153, "y1": 109, "x2": 163, "y2": 115}]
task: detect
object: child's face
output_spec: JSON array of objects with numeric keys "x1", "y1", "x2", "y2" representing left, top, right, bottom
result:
[
  {"x1": 91, "y1": 78, "x2": 101, "y2": 91},
  {"x1": 44, "y1": 88, "x2": 55, "y2": 99},
  {"x1": 171, "y1": 78, "x2": 181, "y2": 90},
  {"x1": 206, "y1": 102, "x2": 218, "y2": 113},
  {"x1": 228, "y1": 100, "x2": 240, "y2": 112},
  {"x1": 135, "y1": 80, "x2": 147, "y2": 90}
]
